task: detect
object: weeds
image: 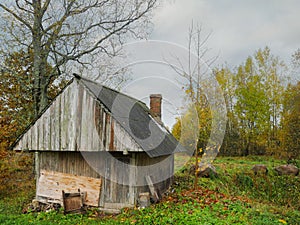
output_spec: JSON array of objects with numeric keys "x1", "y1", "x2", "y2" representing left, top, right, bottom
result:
[{"x1": 0, "y1": 156, "x2": 299, "y2": 224}]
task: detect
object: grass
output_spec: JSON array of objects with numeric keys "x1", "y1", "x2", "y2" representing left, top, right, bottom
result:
[{"x1": 0, "y1": 155, "x2": 299, "y2": 224}]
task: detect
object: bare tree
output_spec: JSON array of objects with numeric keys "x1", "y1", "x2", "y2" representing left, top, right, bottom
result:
[
  {"x1": 0, "y1": 0, "x2": 157, "y2": 116},
  {"x1": 168, "y1": 23, "x2": 226, "y2": 188}
]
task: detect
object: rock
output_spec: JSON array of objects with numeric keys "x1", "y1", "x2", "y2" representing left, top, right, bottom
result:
[
  {"x1": 197, "y1": 163, "x2": 217, "y2": 178},
  {"x1": 138, "y1": 192, "x2": 150, "y2": 208},
  {"x1": 252, "y1": 164, "x2": 268, "y2": 175},
  {"x1": 275, "y1": 164, "x2": 299, "y2": 176},
  {"x1": 189, "y1": 164, "x2": 196, "y2": 175}
]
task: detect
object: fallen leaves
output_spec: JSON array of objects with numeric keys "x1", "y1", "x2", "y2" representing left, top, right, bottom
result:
[{"x1": 163, "y1": 187, "x2": 251, "y2": 210}]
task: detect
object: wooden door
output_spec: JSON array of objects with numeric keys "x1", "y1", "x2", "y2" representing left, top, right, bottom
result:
[{"x1": 103, "y1": 156, "x2": 135, "y2": 209}]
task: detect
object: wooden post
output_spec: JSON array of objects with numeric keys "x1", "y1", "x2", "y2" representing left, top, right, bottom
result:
[
  {"x1": 35, "y1": 151, "x2": 40, "y2": 199},
  {"x1": 129, "y1": 153, "x2": 136, "y2": 205},
  {"x1": 194, "y1": 145, "x2": 199, "y2": 190}
]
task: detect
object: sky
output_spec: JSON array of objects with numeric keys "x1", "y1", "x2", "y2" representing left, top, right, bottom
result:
[
  {"x1": 151, "y1": 0, "x2": 300, "y2": 67},
  {"x1": 119, "y1": 0, "x2": 300, "y2": 128}
]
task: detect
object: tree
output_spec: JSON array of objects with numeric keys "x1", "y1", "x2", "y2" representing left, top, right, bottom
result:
[
  {"x1": 215, "y1": 66, "x2": 240, "y2": 156},
  {"x1": 0, "y1": 0, "x2": 157, "y2": 116},
  {"x1": 255, "y1": 47, "x2": 285, "y2": 152},
  {"x1": 280, "y1": 50, "x2": 300, "y2": 160},
  {"x1": 214, "y1": 47, "x2": 285, "y2": 156},
  {"x1": 169, "y1": 22, "x2": 218, "y2": 151},
  {"x1": 281, "y1": 82, "x2": 300, "y2": 160},
  {"x1": 169, "y1": 23, "x2": 225, "y2": 189},
  {"x1": 171, "y1": 117, "x2": 181, "y2": 141},
  {"x1": 0, "y1": 50, "x2": 35, "y2": 149},
  {"x1": 235, "y1": 56, "x2": 270, "y2": 155},
  {"x1": 172, "y1": 103, "x2": 211, "y2": 152},
  {"x1": 0, "y1": 50, "x2": 64, "y2": 149}
]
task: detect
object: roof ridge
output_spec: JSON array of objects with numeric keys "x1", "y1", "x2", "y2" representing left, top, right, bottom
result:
[{"x1": 76, "y1": 75, "x2": 148, "y2": 109}]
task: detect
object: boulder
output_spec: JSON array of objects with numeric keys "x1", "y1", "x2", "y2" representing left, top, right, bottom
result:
[
  {"x1": 252, "y1": 164, "x2": 268, "y2": 175},
  {"x1": 196, "y1": 163, "x2": 217, "y2": 178},
  {"x1": 275, "y1": 164, "x2": 299, "y2": 176},
  {"x1": 189, "y1": 164, "x2": 197, "y2": 175}
]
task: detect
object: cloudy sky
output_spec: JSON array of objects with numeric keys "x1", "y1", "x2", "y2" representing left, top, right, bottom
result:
[
  {"x1": 120, "y1": 0, "x2": 300, "y2": 128},
  {"x1": 151, "y1": 0, "x2": 300, "y2": 66}
]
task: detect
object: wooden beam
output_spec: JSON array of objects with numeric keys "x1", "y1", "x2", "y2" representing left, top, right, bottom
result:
[
  {"x1": 35, "y1": 151, "x2": 40, "y2": 199},
  {"x1": 145, "y1": 175, "x2": 159, "y2": 203}
]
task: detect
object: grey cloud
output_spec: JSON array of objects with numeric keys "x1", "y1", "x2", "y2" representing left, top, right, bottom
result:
[{"x1": 151, "y1": 0, "x2": 300, "y2": 66}]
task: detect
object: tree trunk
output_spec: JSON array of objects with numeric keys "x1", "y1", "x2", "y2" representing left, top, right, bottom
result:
[
  {"x1": 32, "y1": 0, "x2": 48, "y2": 117},
  {"x1": 40, "y1": 56, "x2": 49, "y2": 111},
  {"x1": 32, "y1": 35, "x2": 42, "y2": 117}
]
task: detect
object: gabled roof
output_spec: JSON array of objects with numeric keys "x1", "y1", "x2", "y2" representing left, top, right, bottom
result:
[
  {"x1": 12, "y1": 75, "x2": 185, "y2": 157},
  {"x1": 79, "y1": 77, "x2": 185, "y2": 157}
]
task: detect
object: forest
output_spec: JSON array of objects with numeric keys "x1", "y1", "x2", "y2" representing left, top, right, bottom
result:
[{"x1": 172, "y1": 46, "x2": 300, "y2": 161}]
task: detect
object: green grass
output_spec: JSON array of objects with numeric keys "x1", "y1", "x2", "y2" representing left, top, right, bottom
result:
[
  {"x1": 0, "y1": 156, "x2": 299, "y2": 224},
  {"x1": 205, "y1": 157, "x2": 300, "y2": 209}
]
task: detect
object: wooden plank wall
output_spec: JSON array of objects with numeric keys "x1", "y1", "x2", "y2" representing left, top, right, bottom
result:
[
  {"x1": 103, "y1": 156, "x2": 135, "y2": 207},
  {"x1": 14, "y1": 80, "x2": 143, "y2": 152},
  {"x1": 38, "y1": 151, "x2": 136, "y2": 208},
  {"x1": 37, "y1": 169, "x2": 101, "y2": 207},
  {"x1": 38, "y1": 151, "x2": 104, "y2": 206},
  {"x1": 135, "y1": 153, "x2": 174, "y2": 197},
  {"x1": 38, "y1": 151, "x2": 173, "y2": 206},
  {"x1": 39, "y1": 151, "x2": 103, "y2": 178}
]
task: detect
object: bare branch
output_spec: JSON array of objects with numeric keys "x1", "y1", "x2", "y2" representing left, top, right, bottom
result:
[
  {"x1": 41, "y1": 0, "x2": 51, "y2": 15},
  {"x1": 1, "y1": 0, "x2": 157, "y2": 114},
  {"x1": 64, "y1": 2, "x2": 155, "y2": 60},
  {"x1": 16, "y1": 0, "x2": 34, "y2": 14},
  {"x1": 69, "y1": 0, "x2": 110, "y2": 16},
  {"x1": 0, "y1": 3, "x2": 33, "y2": 32},
  {"x1": 43, "y1": 1, "x2": 75, "y2": 34}
]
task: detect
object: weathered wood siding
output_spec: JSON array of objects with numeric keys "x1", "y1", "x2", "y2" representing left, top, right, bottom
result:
[
  {"x1": 37, "y1": 151, "x2": 173, "y2": 208},
  {"x1": 39, "y1": 151, "x2": 103, "y2": 178},
  {"x1": 14, "y1": 80, "x2": 143, "y2": 152},
  {"x1": 37, "y1": 170, "x2": 102, "y2": 207},
  {"x1": 135, "y1": 152, "x2": 174, "y2": 197},
  {"x1": 38, "y1": 151, "x2": 136, "y2": 207},
  {"x1": 102, "y1": 154, "x2": 136, "y2": 208}
]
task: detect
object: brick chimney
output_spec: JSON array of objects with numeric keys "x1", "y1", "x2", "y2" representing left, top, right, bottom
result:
[{"x1": 150, "y1": 94, "x2": 162, "y2": 123}]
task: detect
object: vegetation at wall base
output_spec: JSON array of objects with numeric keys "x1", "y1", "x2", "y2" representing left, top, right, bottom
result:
[{"x1": 0, "y1": 155, "x2": 299, "y2": 224}]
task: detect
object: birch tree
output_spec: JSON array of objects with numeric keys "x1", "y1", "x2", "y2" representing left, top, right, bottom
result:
[
  {"x1": 215, "y1": 66, "x2": 240, "y2": 155},
  {"x1": 0, "y1": 0, "x2": 157, "y2": 116}
]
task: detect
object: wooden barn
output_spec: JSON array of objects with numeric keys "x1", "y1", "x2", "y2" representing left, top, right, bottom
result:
[{"x1": 12, "y1": 76, "x2": 184, "y2": 210}]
